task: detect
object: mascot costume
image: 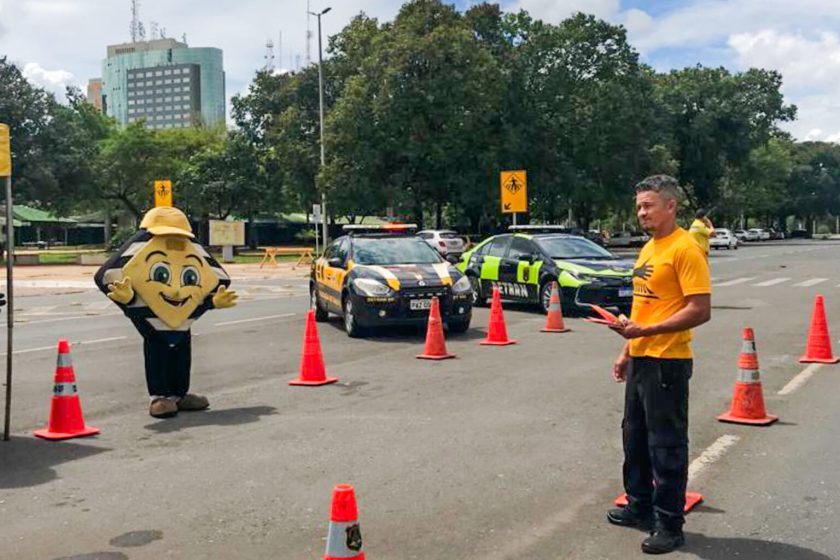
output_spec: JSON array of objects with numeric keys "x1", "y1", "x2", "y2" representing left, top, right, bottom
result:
[{"x1": 94, "y1": 207, "x2": 237, "y2": 418}]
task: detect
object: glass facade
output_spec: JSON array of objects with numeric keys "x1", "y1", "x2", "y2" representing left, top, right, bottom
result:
[{"x1": 102, "y1": 40, "x2": 225, "y2": 128}]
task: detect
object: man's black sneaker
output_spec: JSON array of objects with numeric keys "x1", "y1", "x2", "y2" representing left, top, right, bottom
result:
[
  {"x1": 606, "y1": 506, "x2": 654, "y2": 531},
  {"x1": 641, "y1": 528, "x2": 685, "y2": 554}
]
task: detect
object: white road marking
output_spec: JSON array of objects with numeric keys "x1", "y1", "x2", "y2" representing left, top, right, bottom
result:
[
  {"x1": 793, "y1": 278, "x2": 828, "y2": 287},
  {"x1": 715, "y1": 277, "x2": 756, "y2": 287},
  {"x1": 778, "y1": 363, "x2": 822, "y2": 396},
  {"x1": 6, "y1": 312, "x2": 123, "y2": 327},
  {"x1": 687, "y1": 434, "x2": 741, "y2": 484},
  {"x1": 0, "y1": 336, "x2": 128, "y2": 356},
  {"x1": 214, "y1": 313, "x2": 296, "y2": 327},
  {"x1": 753, "y1": 277, "x2": 791, "y2": 287}
]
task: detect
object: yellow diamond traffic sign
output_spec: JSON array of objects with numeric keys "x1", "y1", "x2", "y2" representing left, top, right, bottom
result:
[
  {"x1": 154, "y1": 180, "x2": 173, "y2": 207},
  {"x1": 500, "y1": 170, "x2": 527, "y2": 214}
]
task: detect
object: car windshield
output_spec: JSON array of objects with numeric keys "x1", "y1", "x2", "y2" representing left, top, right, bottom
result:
[
  {"x1": 536, "y1": 236, "x2": 616, "y2": 259},
  {"x1": 439, "y1": 232, "x2": 462, "y2": 240},
  {"x1": 352, "y1": 237, "x2": 443, "y2": 265}
]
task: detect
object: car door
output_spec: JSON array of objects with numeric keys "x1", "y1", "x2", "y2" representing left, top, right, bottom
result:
[
  {"x1": 479, "y1": 235, "x2": 511, "y2": 296},
  {"x1": 499, "y1": 236, "x2": 538, "y2": 300},
  {"x1": 318, "y1": 237, "x2": 349, "y2": 312}
]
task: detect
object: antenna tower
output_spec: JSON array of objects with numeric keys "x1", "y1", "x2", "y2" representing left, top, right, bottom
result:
[
  {"x1": 130, "y1": 0, "x2": 141, "y2": 42},
  {"x1": 264, "y1": 39, "x2": 275, "y2": 71},
  {"x1": 150, "y1": 21, "x2": 159, "y2": 40}
]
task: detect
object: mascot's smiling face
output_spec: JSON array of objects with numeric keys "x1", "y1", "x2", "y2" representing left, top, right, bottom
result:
[{"x1": 122, "y1": 235, "x2": 220, "y2": 328}]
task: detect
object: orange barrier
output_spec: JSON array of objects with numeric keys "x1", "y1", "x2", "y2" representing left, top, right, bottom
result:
[
  {"x1": 324, "y1": 484, "x2": 365, "y2": 560},
  {"x1": 33, "y1": 340, "x2": 100, "y2": 440},
  {"x1": 541, "y1": 281, "x2": 570, "y2": 333},
  {"x1": 289, "y1": 310, "x2": 338, "y2": 386},
  {"x1": 717, "y1": 327, "x2": 778, "y2": 425},
  {"x1": 480, "y1": 286, "x2": 517, "y2": 346},
  {"x1": 417, "y1": 297, "x2": 455, "y2": 360},
  {"x1": 799, "y1": 294, "x2": 839, "y2": 364}
]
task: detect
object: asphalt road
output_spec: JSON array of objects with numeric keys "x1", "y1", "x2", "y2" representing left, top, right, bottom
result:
[{"x1": 1, "y1": 241, "x2": 839, "y2": 559}]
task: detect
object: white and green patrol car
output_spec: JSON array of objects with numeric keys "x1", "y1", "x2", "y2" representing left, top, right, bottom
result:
[{"x1": 456, "y1": 226, "x2": 634, "y2": 314}]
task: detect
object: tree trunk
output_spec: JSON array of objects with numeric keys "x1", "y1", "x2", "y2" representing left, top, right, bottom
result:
[{"x1": 435, "y1": 202, "x2": 443, "y2": 230}]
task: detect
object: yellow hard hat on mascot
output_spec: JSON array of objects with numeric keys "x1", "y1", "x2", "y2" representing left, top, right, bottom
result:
[{"x1": 139, "y1": 206, "x2": 195, "y2": 238}]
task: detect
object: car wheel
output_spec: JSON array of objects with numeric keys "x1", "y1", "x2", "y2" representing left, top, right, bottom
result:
[
  {"x1": 469, "y1": 275, "x2": 487, "y2": 307},
  {"x1": 448, "y1": 316, "x2": 471, "y2": 334},
  {"x1": 342, "y1": 296, "x2": 365, "y2": 338},
  {"x1": 311, "y1": 286, "x2": 329, "y2": 322}
]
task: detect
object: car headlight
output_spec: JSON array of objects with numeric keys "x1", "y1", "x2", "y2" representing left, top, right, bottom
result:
[
  {"x1": 353, "y1": 278, "x2": 392, "y2": 297},
  {"x1": 452, "y1": 275, "x2": 472, "y2": 293},
  {"x1": 566, "y1": 270, "x2": 599, "y2": 283}
]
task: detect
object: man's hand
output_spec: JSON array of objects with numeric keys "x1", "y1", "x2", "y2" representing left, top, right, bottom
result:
[
  {"x1": 107, "y1": 277, "x2": 134, "y2": 305},
  {"x1": 613, "y1": 351, "x2": 630, "y2": 383},
  {"x1": 212, "y1": 285, "x2": 238, "y2": 309},
  {"x1": 609, "y1": 318, "x2": 647, "y2": 339}
]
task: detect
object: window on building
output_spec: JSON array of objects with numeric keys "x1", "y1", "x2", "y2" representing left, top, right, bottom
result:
[
  {"x1": 164, "y1": 69, "x2": 172, "y2": 75},
  {"x1": 155, "y1": 71, "x2": 162, "y2": 76},
  {"x1": 128, "y1": 100, "x2": 135, "y2": 105},
  {"x1": 164, "y1": 79, "x2": 171, "y2": 85}
]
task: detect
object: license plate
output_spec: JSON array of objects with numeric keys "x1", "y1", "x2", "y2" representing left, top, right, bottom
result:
[
  {"x1": 410, "y1": 299, "x2": 432, "y2": 311},
  {"x1": 619, "y1": 288, "x2": 633, "y2": 298}
]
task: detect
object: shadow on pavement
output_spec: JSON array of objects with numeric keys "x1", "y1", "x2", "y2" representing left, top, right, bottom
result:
[
  {"x1": 0, "y1": 436, "x2": 110, "y2": 489},
  {"x1": 683, "y1": 532, "x2": 835, "y2": 559},
  {"x1": 143, "y1": 405, "x2": 278, "y2": 433}
]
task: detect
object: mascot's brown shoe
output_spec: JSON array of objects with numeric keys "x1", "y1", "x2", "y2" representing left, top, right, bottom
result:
[
  {"x1": 149, "y1": 398, "x2": 179, "y2": 418},
  {"x1": 177, "y1": 394, "x2": 210, "y2": 411}
]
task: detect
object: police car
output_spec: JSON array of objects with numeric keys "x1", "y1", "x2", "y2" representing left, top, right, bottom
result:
[
  {"x1": 456, "y1": 226, "x2": 634, "y2": 315},
  {"x1": 310, "y1": 224, "x2": 474, "y2": 337}
]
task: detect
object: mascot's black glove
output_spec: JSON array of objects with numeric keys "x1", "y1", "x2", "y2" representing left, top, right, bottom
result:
[{"x1": 0, "y1": 292, "x2": 5, "y2": 308}]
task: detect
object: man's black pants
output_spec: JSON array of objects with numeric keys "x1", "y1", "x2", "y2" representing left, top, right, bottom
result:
[
  {"x1": 143, "y1": 334, "x2": 191, "y2": 398},
  {"x1": 623, "y1": 357, "x2": 692, "y2": 529}
]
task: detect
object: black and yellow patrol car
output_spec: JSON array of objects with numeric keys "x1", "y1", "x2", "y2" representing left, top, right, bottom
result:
[
  {"x1": 310, "y1": 225, "x2": 474, "y2": 337},
  {"x1": 456, "y1": 226, "x2": 634, "y2": 315}
]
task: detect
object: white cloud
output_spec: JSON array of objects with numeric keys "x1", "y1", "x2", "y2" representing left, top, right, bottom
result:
[
  {"x1": 728, "y1": 30, "x2": 840, "y2": 143},
  {"x1": 22, "y1": 62, "x2": 75, "y2": 97}
]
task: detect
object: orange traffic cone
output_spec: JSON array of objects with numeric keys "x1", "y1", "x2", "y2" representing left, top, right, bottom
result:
[
  {"x1": 325, "y1": 484, "x2": 365, "y2": 560},
  {"x1": 33, "y1": 339, "x2": 100, "y2": 440},
  {"x1": 481, "y1": 286, "x2": 517, "y2": 346},
  {"x1": 289, "y1": 310, "x2": 338, "y2": 386},
  {"x1": 417, "y1": 297, "x2": 455, "y2": 360},
  {"x1": 541, "y1": 281, "x2": 569, "y2": 333},
  {"x1": 799, "y1": 294, "x2": 839, "y2": 363},
  {"x1": 613, "y1": 491, "x2": 704, "y2": 513},
  {"x1": 717, "y1": 327, "x2": 777, "y2": 425}
]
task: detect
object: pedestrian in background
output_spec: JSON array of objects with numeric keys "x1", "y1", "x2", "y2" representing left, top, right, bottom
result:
[
  {"x1": 689, "y1": 209, "x2": 715, "y2": 255},
  {"x1": 606, "y1": 175, "x2": 711, "y2": 554}
]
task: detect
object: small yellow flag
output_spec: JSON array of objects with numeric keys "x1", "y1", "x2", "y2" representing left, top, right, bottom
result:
[
  {"x1": 154, "y1": 180, "x2": 173, "y2": 207},
  {"x1": 0, "y1": 124, "x2": 11, "y2": 178}
]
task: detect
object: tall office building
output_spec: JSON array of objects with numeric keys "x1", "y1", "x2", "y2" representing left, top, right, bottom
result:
[
  {"x1": 98, "y1": 38, "x2": 225, "y2": 129},
  {"x1": 86, "y1": 78, "x2": 103, "y2": 111}
]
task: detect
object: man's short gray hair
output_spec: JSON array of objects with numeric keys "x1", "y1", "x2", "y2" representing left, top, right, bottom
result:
[{"x1": 634, "y1": 175, "x2": 680, "y2": 201}]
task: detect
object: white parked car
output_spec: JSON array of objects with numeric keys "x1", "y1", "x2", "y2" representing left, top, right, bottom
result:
[
  {"x1": 710, "y1": 228, "x2": 739, "y2": 250},
  {"x1": 417, "y1": 230, "x2": 466, "y2": 258},
  {"x1": 739, "y1": 229, "x2": 759, "y2": 241},
  {"x1": 748, "y1": 228, "x2": 771, "y2": 241}
]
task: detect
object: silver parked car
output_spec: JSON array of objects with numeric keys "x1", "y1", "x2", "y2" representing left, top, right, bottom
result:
[{"x1": 417, "y1": 230, "x2": 467, "y2": 258}]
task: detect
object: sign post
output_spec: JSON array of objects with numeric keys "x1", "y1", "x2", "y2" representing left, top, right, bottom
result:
[
  {"x1": 500, "y1": 170, "x2": 527, "y2": 226},
  {"x1": 154, "y1": 180, "x2": 173, "y2": 207},
  {"x1": 1, "y1": 123, "x2": 14, "y2": 441}
]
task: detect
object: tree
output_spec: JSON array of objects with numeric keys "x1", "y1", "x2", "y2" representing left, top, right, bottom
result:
[{"x1": 655, "y1": 66, "x2": 796, "y2": 209}]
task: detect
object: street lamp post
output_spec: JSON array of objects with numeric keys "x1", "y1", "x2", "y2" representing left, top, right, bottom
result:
[{"x1": 309, "y1": 6, "x2": 331, "y2": 248}]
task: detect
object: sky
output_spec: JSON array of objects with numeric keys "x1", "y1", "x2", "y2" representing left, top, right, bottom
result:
[{"x1": 2, "y1": 0, "x2": 840, "y2": 142}]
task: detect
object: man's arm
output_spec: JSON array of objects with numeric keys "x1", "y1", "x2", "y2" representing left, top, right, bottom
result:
[{"x1": 610, "y1": 294, "x2": 711, "y2": 339}]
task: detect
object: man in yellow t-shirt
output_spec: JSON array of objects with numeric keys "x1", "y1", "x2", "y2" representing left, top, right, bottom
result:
[
  {"x1": 605, "y1": 175, "x2": 711, "y2": 555},
  {"x1": 689, "y1": 209, "x2": 714, "y2": 255}
]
